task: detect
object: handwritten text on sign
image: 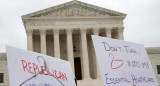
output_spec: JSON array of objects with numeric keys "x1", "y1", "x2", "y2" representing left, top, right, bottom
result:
[
  {"x1": 6, "y1": 46, "x2": 76, "y2": 86},
  {"x1": 91, "y1": 35, "x2": 159, "y2": 86}
]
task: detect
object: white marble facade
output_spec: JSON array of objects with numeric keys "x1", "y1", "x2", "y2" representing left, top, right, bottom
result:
[{"x1": 22, "y1": 0, "x2": 126, "y2": 86}]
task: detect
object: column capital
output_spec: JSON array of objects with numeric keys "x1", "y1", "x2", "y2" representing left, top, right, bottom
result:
[
  {"x1": 26, "y1": 29, "x2": 33, "y2": 36},
  {"x1": 80, "y1": 29, "x2": 87, "y2": 33},
  {"x1": 66, "y1": 29, "x2": 73, "y2": 34},
  {"x1": 92, "y1": 28, "x2": 99, "y2": 35},
  {"x1": 92, "y1": 28, "x2": 99, "y2": 33},
  {"x1": 53, "y1": 29, "x2": 60, "y2": 34},
  {"x1": 117, "y1": 27, "x2": 124, "y2": 40},
  {"x1": 105, "y1": 27, "x2": 112, "y2": 38},
  {"x1": 117, "y1": 27, "x2": 124, "y2": 32},
  {"x1": 39, "y1": 29, "x2": 46, "y2": 35},
  {"x1": 105, "y1": 27, "x2": 112, "y2": 31}
]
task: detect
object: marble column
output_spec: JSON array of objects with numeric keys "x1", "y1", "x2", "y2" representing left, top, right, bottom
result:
[
  {"x1": 53, "y1": 30, "x2": 60, "y2": 58},
  {"x1": 106, "y1": 27, "x2": 112, "y2": 38},
  {"x1": 80, "y1": 28, "x2": 91, "y2": 80},
  {"x1": 40, "y1": 30, "x2": 46, "y2": 54},
  {"x1": 66, "y1": 29, "x2": 75, "y2": 75},
  {"x1": 118, "y1": 27, "x2": 124, "y2": 40},
  {"x1": 92, "y1": 28, "x2": 101, "y2": 79},
  {"x1": 26, "y1": 29, "x2": 33, "y2": 51}
]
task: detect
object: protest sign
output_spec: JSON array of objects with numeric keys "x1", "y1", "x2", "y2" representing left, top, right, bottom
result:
[
  {"x1": 91, "y1": 35, "x2": 159, "y2": 86},
  {"x1": 6, "y1": 46, "x2": 76, "y2": 86}
]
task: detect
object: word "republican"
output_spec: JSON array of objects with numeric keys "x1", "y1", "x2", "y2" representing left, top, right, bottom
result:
[{"x1": 21, "y1": 60, "x2": 68, "y2": 81}]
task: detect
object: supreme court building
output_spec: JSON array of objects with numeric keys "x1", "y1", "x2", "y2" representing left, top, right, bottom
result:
[
  {"x1": 1, "y1": 0, "x2": 160, "y2": 86},
  {"x1": 22, "y1": 0, "x2": 126, "y2": 85},
  {"x1": 23, "y1": 0, "x2": 125, "y2": 85}
]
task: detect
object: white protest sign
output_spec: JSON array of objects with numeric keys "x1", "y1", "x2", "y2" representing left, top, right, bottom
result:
[
  {"x1": 6, "y1": 46, "x2": 76, "y2": 86},
  {"x1": 91, "y1": 35, "x2": 159, "y2": 86}
]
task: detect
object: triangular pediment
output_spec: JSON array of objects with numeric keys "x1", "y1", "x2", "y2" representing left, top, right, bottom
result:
[{"x1": 22, "y1": 0, "x2": 126, "y2": 18}]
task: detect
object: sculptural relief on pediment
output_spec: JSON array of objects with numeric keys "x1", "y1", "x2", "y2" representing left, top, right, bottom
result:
[{"x1": 31, "y1": 4, "x2": 118, "y2": 18}]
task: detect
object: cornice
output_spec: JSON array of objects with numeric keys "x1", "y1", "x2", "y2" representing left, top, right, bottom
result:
[{"x1": 22, "y1": 16, "x2": 126, "y2": 20}]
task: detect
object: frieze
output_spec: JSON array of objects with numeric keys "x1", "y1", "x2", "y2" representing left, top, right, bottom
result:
[{"x1": 27, "y1": 20, "x2": 55, "y2": 26}]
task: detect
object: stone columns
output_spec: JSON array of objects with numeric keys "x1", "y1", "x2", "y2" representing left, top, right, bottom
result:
[
  {"x1": 92, "y1": 28, "x2": 101, "y2": 79},
  {"x1": 26, "y1": 29, "x2": 33, "y2": 51},
  {"x1": 106, "y1": 28, "x2": 112, "y2": 38},
  {"x1": 80, "y1": 28, "x2": 91, "y2": 80},
  {"x1": 118, "y1": 27, "x2": 124, "y2": 40},
  {"x1": 40, "y1": 30, "x2": 46, "y2": 54},
  {"x1": 53, "y1": 30, "x2": 60, "y2": 58},
  {"x1": 66, "y1": 29, "x2": 75, "y2": 75}
]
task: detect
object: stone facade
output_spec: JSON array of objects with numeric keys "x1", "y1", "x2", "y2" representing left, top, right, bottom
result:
[
  {"x1": 146, "y1": 47, "x2": 160, "y2": 84},
  {"x1": 0, "y1": 53, "x2": 9, "y2": 86},
  {"x1": 22, "y1": 1, "x2": 126, "y2": 85}
]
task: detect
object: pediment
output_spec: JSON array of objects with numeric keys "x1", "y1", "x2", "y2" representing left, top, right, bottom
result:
[{"x1": 22, "y1": 0, "x2": 126, "y2": 18}]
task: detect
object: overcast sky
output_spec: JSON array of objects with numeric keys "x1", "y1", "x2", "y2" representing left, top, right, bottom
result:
[{"x1": 0, "y1": 0, "x2": 160, "y2": 52}]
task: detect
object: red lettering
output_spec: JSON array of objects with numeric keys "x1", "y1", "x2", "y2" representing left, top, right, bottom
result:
[
  {"x1": 20, "y1": 59, "x2": 68, "y2": 81},
  {"x1": 38, "y1": 66, "x2": 44, "y2": 74},
  {"x1": 62, "y1": 73, "x2": 68, "y2": 81},
  {"x1": 48, "y1": 68, "x2": 52, "y2": 76},
  {"x1": 28, "y1": 62, "x2": 35, "y2": 74},
  {"x1": 33, "y1": 63, "x2": 38, "y2": 74},
  {"x1": 21, "y1": 60, "x2": 29, "y2": 73},
  {"x1": 55, "y1": 70, "x2": 62, "y2": 79}
]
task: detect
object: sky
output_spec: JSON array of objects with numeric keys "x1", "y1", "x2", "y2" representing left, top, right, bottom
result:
[{"x1": 0, "y1": 0, "x2": 160, "y2": 52}]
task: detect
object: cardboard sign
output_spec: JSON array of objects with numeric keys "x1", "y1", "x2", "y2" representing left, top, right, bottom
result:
[
  {"x1": 6, "y1": 46, "x2": 76, "y2": 86},
  {"x1": 91, "y1": 35, "x2": 159, "y2": 86}
]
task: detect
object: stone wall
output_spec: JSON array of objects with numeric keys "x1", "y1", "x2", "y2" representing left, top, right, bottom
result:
[
  {"x1": 146, "y1": 47, "x2": 160, "y2": 84},
  {"x1": 0, "y1": 53, "x2": 9, "y2": 86}
]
